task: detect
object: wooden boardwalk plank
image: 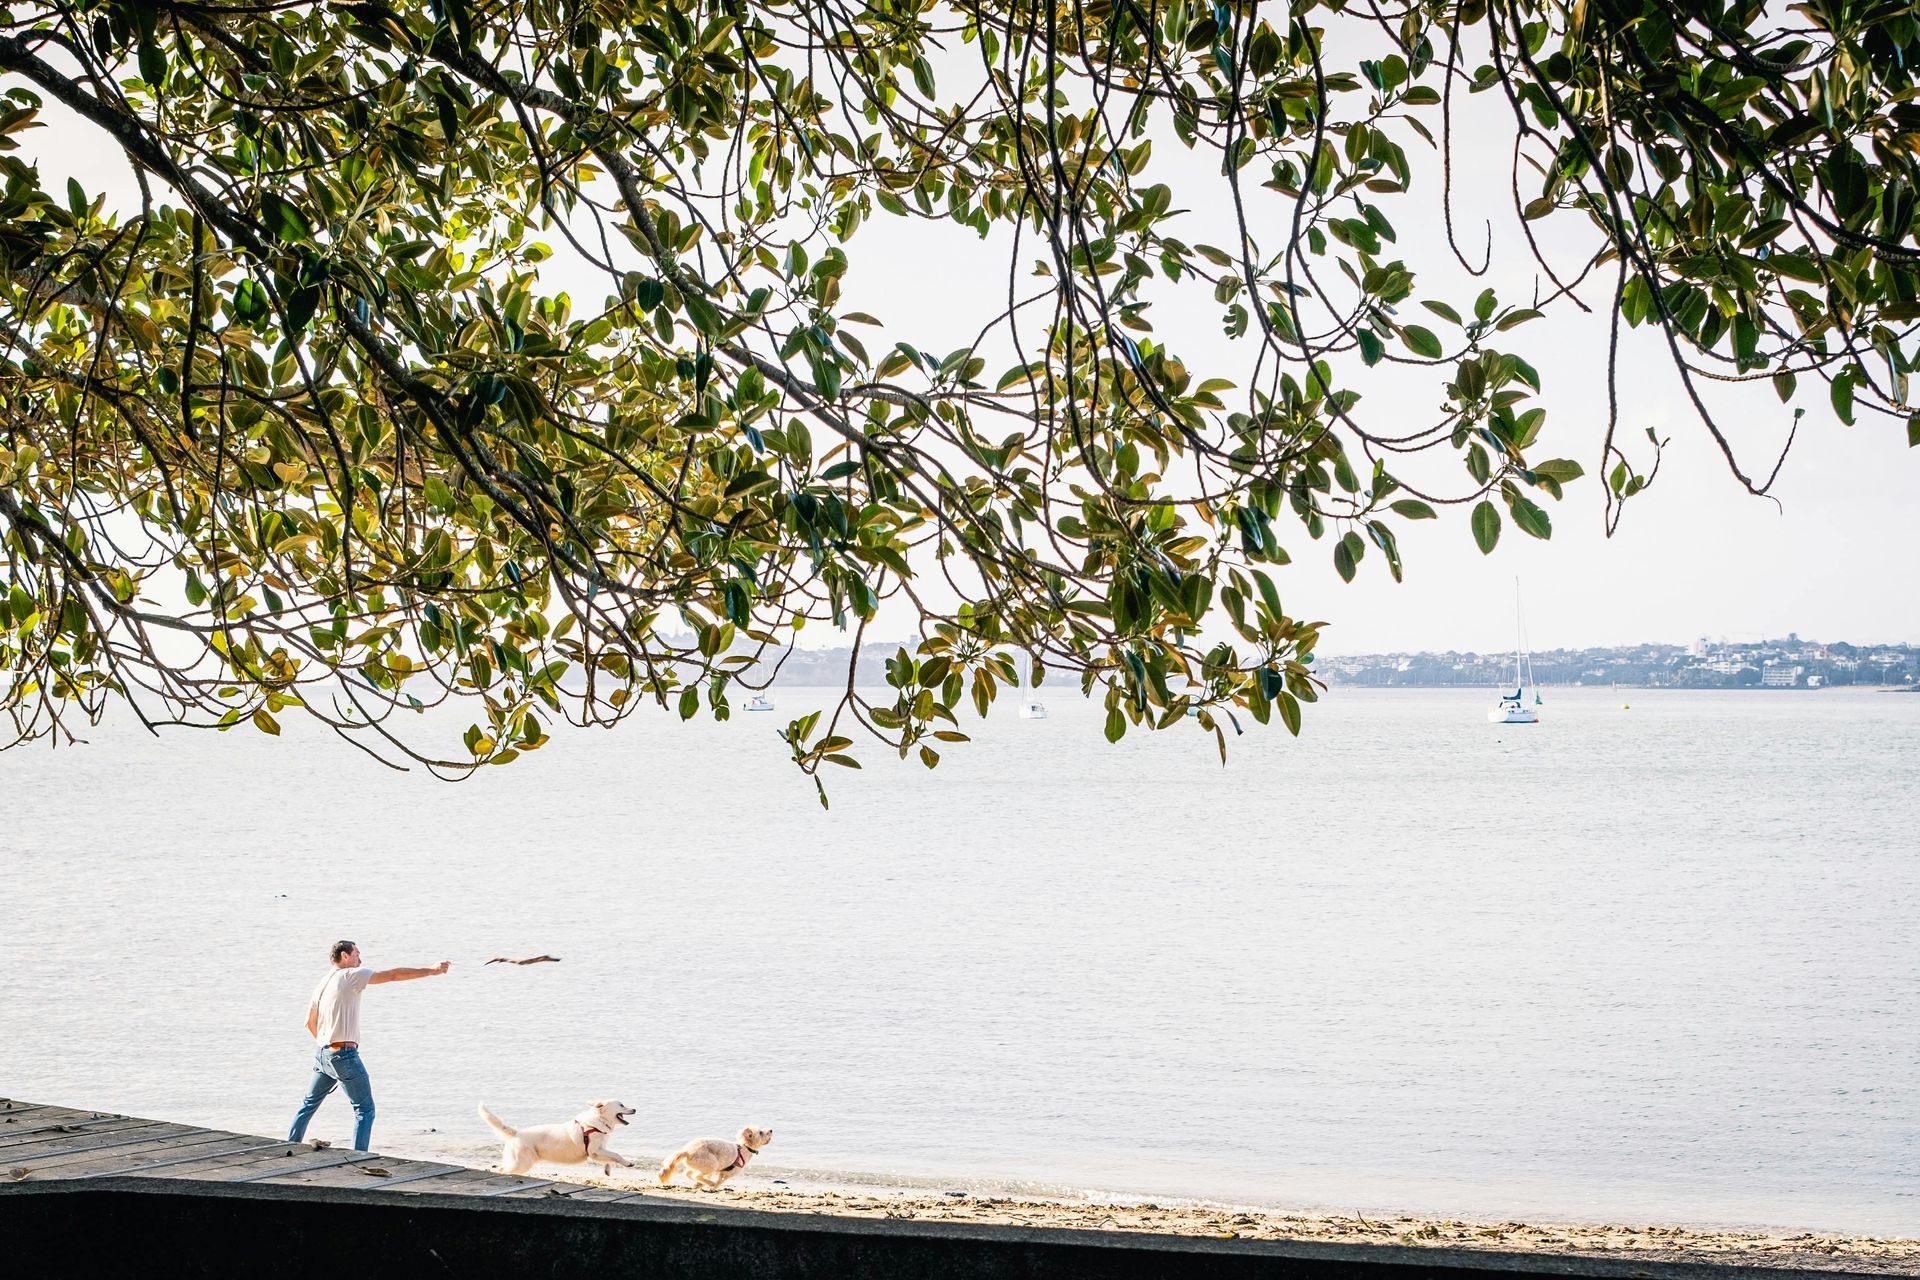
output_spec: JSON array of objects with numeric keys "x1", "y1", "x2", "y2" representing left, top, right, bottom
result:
[
  {"x1": 125, "y1": 1143, "x2": 397, "y2": 1182},
  {"x1": 0, "y1": 1123, "x2": 179, "y2": 1160},
  {"x1": 227, "y1": 1151, "x2": 382, "y2": 1183},
  {"x1": 341, "y1": 1163, "x2": 470, "y2": 1190},
  {"x1": 245, "y1": 1157, "x2": 455, "y2": 1192},
  {"x1": 159, "y1": 1150, "x2": 339, "y2": 1181},
  {"x1": 0, "y1": 1103, "x2": 98, "y2": 1124},
  {"x1": 0, "y1": 1114, "x2": 138, "y2": 1147},
  {"x1": 48, "y1": 1137, "x2": 286, "y2": 1178},
  {"x1": 0, "y1": 1109, "x2": 127, "y2": 1135},
  {"x1": 519, "y1": 1181, "x2": 638, "y2": 1202},
  {"x1": 469, "y1": 1177, "x2": 562, "y2": 1198},
  {"x1": 390, "y1": 1171, "x2": 554, "y2": 1198},
  {"x1": 0, "y1": 1119, "x2": 161, "y2": 1153},
  {"x1": 0, "y1": 1107, "x2": 100, "y2": 1130},
  {"x1": 15, "y1": 1132, "x2": 256, "y2": 1176}
]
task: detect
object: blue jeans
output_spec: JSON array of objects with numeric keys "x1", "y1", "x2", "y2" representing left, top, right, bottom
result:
[{"x1": 287, "y1": 1045, "x2": 375, "y2": 1151}]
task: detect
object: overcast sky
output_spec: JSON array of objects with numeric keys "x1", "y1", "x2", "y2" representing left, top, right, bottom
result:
[{"x1": 22, "y1": 31, "x2": 1915, "y2": 657}]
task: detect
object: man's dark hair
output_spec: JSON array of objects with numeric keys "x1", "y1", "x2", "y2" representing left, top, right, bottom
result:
[{"x1": 330, "y1": 940, "x2": 357, "y2": 964}]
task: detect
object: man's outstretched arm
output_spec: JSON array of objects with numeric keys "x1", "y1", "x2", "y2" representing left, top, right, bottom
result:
[{"x1": 369, "y1": 961, "x2": 452, "y2": 985}]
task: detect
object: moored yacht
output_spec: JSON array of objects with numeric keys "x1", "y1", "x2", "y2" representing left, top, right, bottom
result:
[{"x1": 1488, "y1": 580, "x2": 1542, "y2": 724}]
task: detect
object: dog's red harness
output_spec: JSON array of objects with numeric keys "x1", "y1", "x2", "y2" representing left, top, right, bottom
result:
[
  {"x1": 578, "y1": 1124, "x2": 606, "y2": 1156},
  {"x1": 727, "y1": 1142, "x2": 758, "y2": 1172}
]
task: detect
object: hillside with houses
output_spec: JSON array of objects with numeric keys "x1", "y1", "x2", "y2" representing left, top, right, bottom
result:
[{"x1": 1320, "y1": 636, "x2": 1919, "y2": 690}]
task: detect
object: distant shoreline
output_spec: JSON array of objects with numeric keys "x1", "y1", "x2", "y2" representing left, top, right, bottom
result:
[{"x1": 1312, "y1": 683, "x2": 1920, "y2": 692}]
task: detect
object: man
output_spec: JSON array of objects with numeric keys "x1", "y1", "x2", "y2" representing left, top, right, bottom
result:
[{"x1": 287, "y1": 940, "x2": 451, "y2": 1152}]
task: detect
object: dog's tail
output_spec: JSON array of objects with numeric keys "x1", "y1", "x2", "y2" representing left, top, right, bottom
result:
[
  {"x1": 657, "y1": 1151, "x2": 683, "y2": 1184},
  {"x1": 476, "y1": 1103, "x2": 516, "y2": 1139}
]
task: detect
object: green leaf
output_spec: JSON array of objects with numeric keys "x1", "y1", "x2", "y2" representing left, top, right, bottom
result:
[
  {"x1": 1332, "y1": 531, "x2": 1362, "y2": 582},
  {"x1": 1471, "y1": 500, "x2": 1500, "y2": 554},
  {"x1": 1252, "y1": 568, "x2": 1283, "y2": 621},
  {"x1": 722, "y1": 580, "x2": 751, "y2": 625},
  {"x1": 1389, "y1": 498, "x2": 1436, "y2": 520},
  {"x1": 231, "y1": 279, "x2": 271, "y2": 325},
  {"x1": 1529, "y1": 459, "x2": 1584, "y2": 484},
  {"x1": 1399, "y1": 325, "x2": 1443, "y2": 358},
  {"x1": 1277, "y1": 690, "x2": 1302, "y2": 736},
  {"x1": 284, "y1": 281, "x2": 321, "y2": 335},
  {"x1": 1830, "y1": 369, "x2": 1855, "y2": 425},
  {"x1": 684, "y1": 292, "x2": 723, "y2": 336},
  {"x1": 809, "y1": 352, "x2": 842, "y2": 399},
  {"x1": 260, "y1": 192, "x2": 311, "y2": 243},
  {"x1": 1508, "y1": 494, "x2": 1552, "y2": 539},
  {"x1": 1909, "y1": 414, "x2": 1920, "y2": 448},
  {"x1": 137, "y1": 37, "x2": 167, "y2": 87},
  {"x1": 910, "y1": 56, "x2": 936, "y2": 99}
]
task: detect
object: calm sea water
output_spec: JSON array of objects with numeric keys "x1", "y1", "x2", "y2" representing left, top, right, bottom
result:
[{"x1": 1, "y1": 686, "x2": 1914, "y2": 1234}]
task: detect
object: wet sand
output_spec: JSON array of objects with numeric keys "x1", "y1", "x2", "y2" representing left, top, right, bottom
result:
[{"x1": 549, "y1": 1173, "x2": 1920, "y2": 1274}]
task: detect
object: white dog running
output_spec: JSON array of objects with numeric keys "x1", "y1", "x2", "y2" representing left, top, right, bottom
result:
[
  {"x1": 477, "y1": 1099, "x2": 637, "y2": 1176},
  {"x1": 658, "y1": 1126, "x2": 773, "y2": 1189}
]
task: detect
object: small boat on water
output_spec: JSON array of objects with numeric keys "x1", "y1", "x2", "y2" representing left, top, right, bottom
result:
[
  {"x1": 744, "y1": 694, "x2": 776, "y2": 712},
  {"x1": 1489, "y1": 579, "x2": 1541, "y2": 725}
]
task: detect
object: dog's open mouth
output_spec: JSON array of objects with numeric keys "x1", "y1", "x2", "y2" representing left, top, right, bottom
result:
[{"x1": 616, "y1": 1111, "x2": 633, "y2": 1125}]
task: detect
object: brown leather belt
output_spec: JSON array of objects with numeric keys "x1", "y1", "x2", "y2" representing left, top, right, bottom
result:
[{"x1": 326, "y1": 1041, "x2": 358, "y2": 1050}]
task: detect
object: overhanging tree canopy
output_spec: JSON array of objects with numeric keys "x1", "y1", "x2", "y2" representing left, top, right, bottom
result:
[{"x1": 0, "y1": 0, "x2": 1913, "y2": 788}]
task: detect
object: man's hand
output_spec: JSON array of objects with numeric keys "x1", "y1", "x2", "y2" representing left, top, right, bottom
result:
[{"x1": 434, "y1": 961, "x2": 452, "y2": 976}]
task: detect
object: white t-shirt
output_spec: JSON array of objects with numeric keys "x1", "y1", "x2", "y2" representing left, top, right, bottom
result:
[{"x1": 310, "y1": 966, "x2": 375, "y2": 1045}]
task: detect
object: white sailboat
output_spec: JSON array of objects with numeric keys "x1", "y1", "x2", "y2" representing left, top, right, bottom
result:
[
  {"x1": 744, "y1": 693, "x2": 776, "y2": 712},
  {"x1": 1488, "y1": 579, "x2": 1541, "y2": 724},
  {"x1": 1015, "y1": 649, "x2": 1048, "y2": 720}
]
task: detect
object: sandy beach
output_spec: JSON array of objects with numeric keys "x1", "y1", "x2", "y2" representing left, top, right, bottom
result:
[{"x1": 548, "y1": 1172, "x2": 1920, "y2": 1274}]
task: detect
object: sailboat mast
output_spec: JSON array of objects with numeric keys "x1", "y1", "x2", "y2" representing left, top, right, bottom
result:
[{"x1": 1513, "y1": 578, "x2": 1524, "y2": 689}]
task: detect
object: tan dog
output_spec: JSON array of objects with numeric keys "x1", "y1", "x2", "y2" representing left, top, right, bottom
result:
[
  {"x1": 657, "y1": 1126, "x2": 773, "y2": 1189},
  {"x1": 478, "y1": 1099, "x2": 636, "y2": 1176}
]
